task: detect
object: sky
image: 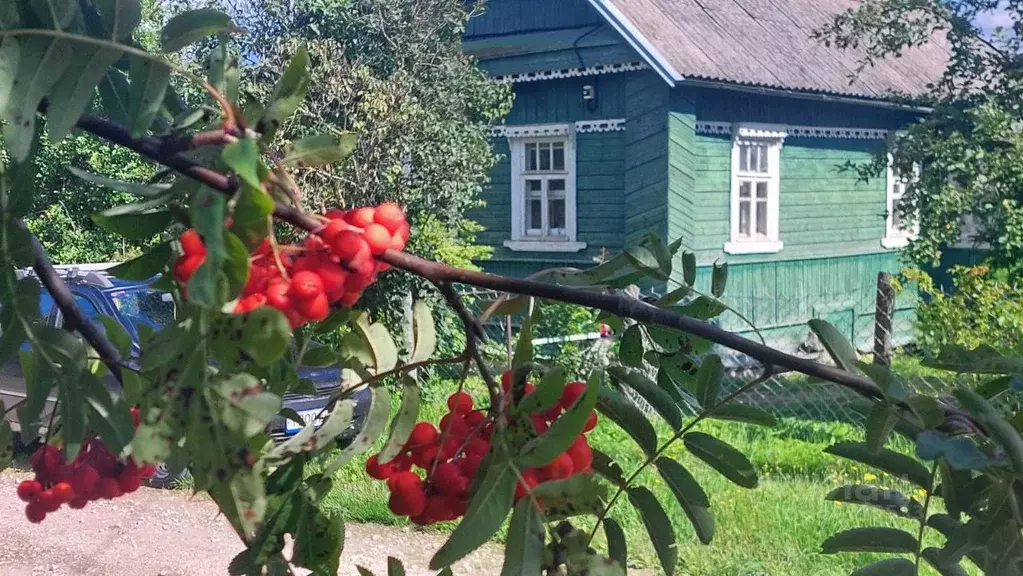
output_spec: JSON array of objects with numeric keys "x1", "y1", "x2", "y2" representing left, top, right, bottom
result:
[{"x1": 974, "y1": 5, "x2": 1017, "y2": 38}]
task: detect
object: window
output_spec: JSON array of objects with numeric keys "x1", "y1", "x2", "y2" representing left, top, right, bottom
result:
[
  {"x1": 505, "y1": 125, "x2": 585, "y2": 252},
  {"x1": 883, "y1": 158, "x2": 919, "y2": 249},
  {"x1": 725, "y1": 126, "x2": 784, "y2": 254}
]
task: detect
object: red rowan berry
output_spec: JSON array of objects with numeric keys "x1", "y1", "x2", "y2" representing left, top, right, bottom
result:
[
  {"x1": 347, "y1": 207, "x2": 376, "y2": 229},
  {"x1": 439, "y1": 413, "x2": 470, "y2": 439},
  {"x1": 407, "y1": 422, "x2": 439, "y2": 447},
  {"x1": 387, "y1": 471, "x2": 421, "y2": 493},
  {"x1": 363, "y1": 224, "x2": 392, "y2": 255},
  {"x1": 296, "y1": 292, "x2": 329, "y2": 322},
  {"x1": 365, "y1": 454, "x2": 396, "y2": 480},
  {"x1": 584, "y1": 411, "x2": 598, "y2": 433},
  {"x1": 567, "y1": 436, "x2": 593, "y2": 472},
  {"x1": 391, "y1": 222, "x2": 410, "y2": 251},
  {"x1": 541, "y1": 453, "x2": 574, "y2": 481},
  {"x1": 331, "y1": 231, "x2": 367, "y2": 262},
  {"x1": 31, "y1": 444, "x2": 63, "y2": 478},
  {"x1": 25, "y1": 502, "x2": 46, "y2": 523},
  {"x1": 465, "y1": 436, "x2": 489, "y2": 457},
  {"x1": 320, "y1": 218, "x2": 347, "y2": 243},
  {"x1": 290, "y1": 270, "x2": 324, "y2": 300},
  {"x1": 233, "y1": 293, "x2": 267, "y2": 314},
  {"x1": 69, "y1": 464, "x2": 99, "y2": 495},
  {"x1": 38, "y1": 489, "x2": 61, "y2": 512},
  {"x1": 412, "y1": 443, "x2": 440, "y2": 469},
  {"x1": 431, "y1": 462, "x2": 467, "y2": 496},
  {"x1": 68, "y1": 497, "x2": 88, "y2": 510},
  {"x1": 97, "y1": 477, "x2": 122, "y2": 500},
  {"x1": 446, "y1": 392, "x2": 473, "y2": 414},
  {"x1": 264, "y1": 281, "x2": 291, "y2": 310},
  {"x1": 315, "y1": 262, "x2": 348, "y2": 302},
  {"x1": 52, "y1": 482, "x2": 74, "y2": 503},
  {"x1": 374, "y1": 203, "x2": 406, "y2": 233},
  {"x1": 515, "y1": 468, "x2": 541, "y2": 502},
  {"x1": 459, "y1": 452, "x2": 483, "y2": 477},
  {"x1": 179, "y1": 229, "x2": 205, "y2": 256},
  {"x1": 531, "y1": 415, "x2": 549, "y2": 434},
  {"x1": 118, "y1": 469, "x2": 142, "y2": 494},
  {"x1": 500, "y1": 370, "x2": 513, "y2": 392},
  {"x1": 173, "y1": 254, "x2": 205, "y2": 283},
  {"x1": 560, "y1": 381, "x2": 587, "y2": 409},
  {"x1": 17, "y1": 480, "x2": 41, "y2": 502},
  {"x1": 464, "y1": 410, "x2": 486, "y2": 428}
]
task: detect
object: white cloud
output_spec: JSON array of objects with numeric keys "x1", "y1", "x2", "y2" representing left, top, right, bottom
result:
[{"x1": 974, "y1": 6, "x2": 1016, "y2": 37}]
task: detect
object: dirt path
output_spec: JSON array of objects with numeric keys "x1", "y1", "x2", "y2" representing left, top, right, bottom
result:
[{"x1": 0, "y1": 471, "x2": 504, "y2": 576}]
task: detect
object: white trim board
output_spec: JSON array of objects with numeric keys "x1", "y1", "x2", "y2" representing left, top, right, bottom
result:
[{"x1": 696, "y1": 121, "x2": 891, "y2": 140}]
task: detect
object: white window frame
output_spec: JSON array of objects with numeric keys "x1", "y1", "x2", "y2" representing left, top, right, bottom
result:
[
  {"x1": 504, "y1": 124, "x2": 585, "y2": 252},
  {"x1": 724, "y1": 124, "x2": 785, "y2": 255},
  {"x1": 882, "y1": 156, "x2": 920, "y2": 249}
]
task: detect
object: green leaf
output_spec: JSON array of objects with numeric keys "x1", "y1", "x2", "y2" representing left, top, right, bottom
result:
[
  {"x1": 916, "y1": 430, "x2": 996, "y2": 470},
  {"x1": 865, "y1": 404, "x2": 897, "y2": 453},
  {"x1": 591, "y1": 449, "x2": 626, "y2": 485},
  {"x1": 824, "y1": 442, "x2": 932, "y2": 488},
  {"x1": 410, "y1": 301, "x2": 436, "y2": 364},
  {"x1": 28, "y1": 0, "x2": 79, "y2": 28},
  {"x1": 683, "y1": 432, "x2": 757, "y2": 488},
  {"x1": 821, "y1": 527, "x2": 917, "y2": 554},
  {"x1": 485, "y1": 295, "x2": 529, "y2": 316},
  {"x1": 16, "y1": 350, "x2": 52, "y2": 438},
  {"x1": 848, "y1": 558, "x2": 917, "y2": 576},
  {"x1": 656, "y1": 457, "x2": 714, "y2": 544},
  {"x1": 299, "y1": 344, "x2": 338, "y2": 367},
  {"x1": 597, "y1": 387, "x2": 658, "y2": 457},
  {"x1": 906, "y1": 395, "x2": 945, "y2": 429},
  {"x1": 681, "y1": 251, "x2": 696, "y2": 286},
  {"x1": 618, "y1": 326, "x2": 643, "y2": 368},
  {"x1": 352, "y1": 316, "x2": 398, "y2": 373},
  {"x1": 608, "y1": 366, "x2": 682, "y2": 430},
  {"x1": 292, "y1": 500, "x2": 343, "y2": 573},
  {"x1": 825, "y1": 484, "x2": 924, "y2": 519},
  {"x1": 58, "y1": 371, "x2": 85, "y2": 460},
  {"x1": 602, "y1": 518, "x2": 627, "y2": 570},
  {"x1": 260, "y1": 46, "x2": 310, "y2": 139},
  {"x1": 356, "y1": 568, "x2": 376, "y2": 576},
  {"x1": 223, "y1": 231, "x2": 250, "y2": 298},
  {"x1": 921, "y1": 547, "x2": 969, "y2": 576},
  {"x1": 532, "y1": 473, "x2": 607, "y2": 520},
  {"x1": 430, "y1": 459, "x2": 516, "y2": 570},
  {"x1": 624, "y1": 246, "x2": 669, "y2": 282},
  {"x1": 209, "y1": 467, "x2": 266, "y2": 539},
  {"x1": 187, "y1": 185, "x2": 226, "y2": 307},
  {"x1": 92, "y1": 0, "x2": 142, "y2": 40},
  {"x1": 626, "y1": 487, "x2": 677, "y2": 576},
  {"x1": 222, "y1": 138, "x2": 262, "y2": 191},
  {"x1": 953, "y1": 387, "x2": 1023, "y2": 472},
  {"x1": 98, "y1": 69, "x2": 130, "y2": 125},
  {"x1": 284, "y1": 133, "x2": 358, "y2": 168},
  {"x1": 97, "y1": 314, "x2": 132, "y2": 358},
  {"x1": 160, "y1": 9, "x2": 234, "y2": 52},
  {"x1": 322, "y1": 386, "x2": 390, "y2": 476},
  {"x1": 695, "y1": 354, "x2": 723, "y2": 407},
  {"x1": 512, "y1": 310, "x2": 533, "y2": 370},
  {"x1": 3, "y1": 37, "x2": 74, "y2": 161},
  {"x1": 519, "y1": 369, "x2": 601, "y2": 467},
  {"x1": 671, "y1": 296, "x2": 727, "y2": 320},
  {"x1": 0, "y1": 306, "x2": 27, "y2": 366},
  {"x1": 127, "y1": 55, "x2": 170, "y2": 137},
  {"x1": 91, "y1": 210, "x2": 171, "y2": 240},
  {"x1": 708, "y1": 404, "x2": 777, "y2": 427},
  {"x1": 0, "y1": 38, "x2": 19, "y2": 111},
  {"x1": 210, "y1": 307, "x2": 292, "y2": 367},
  {"x1": 378, "y1": 376, "x2": 420, "y2": 464},
  {"x1": 711, "y1": 261, "x2": 727, "y2": 297},
  {"x1": 501, "y1": 498, "x2": 544, "y2": 576},
  {"x1": 924, "y1": 344, "x2": 1023, "y2": 374},
  {"x1": 229, "y1": 184, "x2": 274, "y2": 248},
  {"x1": 655, "y1": 285, "x2": 691, "y2": 306},
  {"x1": 214, "y1": 374, "x2": 281, "y2": 438},
  {"x1": 44, "y1": 45, "x2": 122, "y2": 142},
  {"x1": 67, "y1": 167, "x2": 170, "y2": 198},
  {"x1": 387, "y1": 557, "x2": 405, "y2": 576},
  {"x1": 808, "y1": 319, "x2": 858, "y2": 372},
  {"x1": 516, "y1": 367, "x2": 566, "y2": 414},
  {"x1": 0, "y1": 416, "x2": 11, "y2": 471},
  {"x1": 81, "y1": 371, "x2": 134, "y2": 455},
  {"x1": 108, "y1": 241, "x2": 171, "y2": 280}
]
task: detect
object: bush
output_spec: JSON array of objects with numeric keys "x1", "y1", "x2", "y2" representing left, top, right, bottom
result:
[{"x1": 910, "y1": 266, "x2": 1023, "y2": 357}]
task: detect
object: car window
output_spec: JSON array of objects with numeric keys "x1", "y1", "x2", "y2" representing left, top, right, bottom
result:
[
  {"x1": 72, "y1": 294, "x2": 109, "y2": 335},
  {"x1": 110, "y1": 289, "x2": 174, "y2": 334}
]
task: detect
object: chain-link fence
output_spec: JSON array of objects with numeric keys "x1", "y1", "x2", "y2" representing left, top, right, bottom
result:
[{"x1": 414, "y1": 273, "x2": 974, "y2": 426}]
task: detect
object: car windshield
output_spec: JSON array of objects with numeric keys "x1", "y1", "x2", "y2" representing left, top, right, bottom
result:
[{"x1": 110, "y1": 289, "x2": 175, "y2": 333}]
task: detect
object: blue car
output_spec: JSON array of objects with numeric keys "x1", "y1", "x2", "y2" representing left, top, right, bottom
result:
[{"x1": 0, "y1": 264, "x2": 370, "y2": 486}]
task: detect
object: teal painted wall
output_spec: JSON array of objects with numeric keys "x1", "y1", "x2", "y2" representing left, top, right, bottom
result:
[
  {"x1": 470, "y1": 74, "x2": 637, "y2": 278},
  {"x1": 464, "y1": 0, "x2": 602, "y2": 38},
  {"x1": 623, "y1": 72, "x2": 671, "y2": 248}
]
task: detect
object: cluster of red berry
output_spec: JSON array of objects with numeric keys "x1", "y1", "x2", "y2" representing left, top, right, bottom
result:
[
  {"x1": 172, "y1": 203, "x2": 409, "y2": 328},
  {"x1": 364, "y1": 371, "x2": 598, "y2": 525},
  {"x1": 18, "y1": 435, "x2": 155, "y2": 523}
]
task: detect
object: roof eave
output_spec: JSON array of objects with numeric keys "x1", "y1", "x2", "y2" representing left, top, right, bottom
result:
[
  {"x1": 680, "y1": 78, "x2": 934, "y2": 113},
  {"x1": 586, "y1": 0, "x2": 682, "y2": 86}
]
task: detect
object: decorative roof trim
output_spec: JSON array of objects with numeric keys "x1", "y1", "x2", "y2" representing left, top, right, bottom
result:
[
  {"x1": 492, "y1": 62, "x2": 648, "y2": 84},
  {"x1": 695, "y1": 121, "x2": 891, "y2": 140},
  {"x1": 575, "y1": 118, "x2": 626, "y2": 133},
  {"x1": 490, "y1": 119, "x2": 626, "y2": 138},
  {"x1": 735, "y1": 123, "x2": 789, "y2": 141}
]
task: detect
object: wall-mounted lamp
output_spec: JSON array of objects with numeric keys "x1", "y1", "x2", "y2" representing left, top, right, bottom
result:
[{"x1": 583, "y1": 84, "x2": 598, "y2": 111}]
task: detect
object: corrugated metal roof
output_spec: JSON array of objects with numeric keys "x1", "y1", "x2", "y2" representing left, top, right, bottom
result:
[{"x1": 599, "y1": 0, "x2": 951, "y2": 98}]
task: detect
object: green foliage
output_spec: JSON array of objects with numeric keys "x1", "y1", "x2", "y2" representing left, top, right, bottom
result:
[
  {"x1": 910, "y1": 266, "x2": 1023, "y2": 358},
  {"x1": 816, "y1": 0, "x2": 1023, "y2": 273}
]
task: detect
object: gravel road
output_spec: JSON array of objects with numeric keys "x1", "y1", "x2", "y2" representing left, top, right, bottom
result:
[{"x1": 0, "y1": 471, "x2": 505, "y2": 576}]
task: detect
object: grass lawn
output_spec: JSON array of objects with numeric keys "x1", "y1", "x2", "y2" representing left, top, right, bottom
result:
[{"x1": 317, "y1": 381, "x2": 975, "y2": 576}]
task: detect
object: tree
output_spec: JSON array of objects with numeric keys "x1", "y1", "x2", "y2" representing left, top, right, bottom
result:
[
  {"x1": 1, "y1": 3, "x2": 1021, "y2": 575},
  {"x1": 816, "y1": 1, "x2": 1023, "y2": 273}
]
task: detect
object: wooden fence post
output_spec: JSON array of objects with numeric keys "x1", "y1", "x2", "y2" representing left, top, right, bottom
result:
[{"x1": 873, "y1": 271, "x2": 895, "y2": 366}]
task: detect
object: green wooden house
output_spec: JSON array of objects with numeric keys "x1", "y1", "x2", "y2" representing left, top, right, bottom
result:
[{"x1": 462, "y1": 0, "x2": 951, "y2": 353}]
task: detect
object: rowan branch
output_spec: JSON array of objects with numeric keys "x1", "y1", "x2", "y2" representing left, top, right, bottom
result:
[
  {"x1": 13, "y1": 219, "x2": 123, "y2": 384},
  {"x1": 69, "y1": 112, "x2": 980, "y2": 435}
]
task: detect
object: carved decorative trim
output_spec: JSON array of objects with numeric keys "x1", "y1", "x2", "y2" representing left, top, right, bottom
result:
[
  {"x1": 491, "y1": 62, "x2": 648, "y2": 84},
  {"x1": 489, "y1": 119, "x2": 626, "y2": 138},
  {"x1": 575, "y1": 118, "x2": 626, "y2": 133},
  {"x1": 696, "y1": 121, "x2": 891, "y2": 140}
]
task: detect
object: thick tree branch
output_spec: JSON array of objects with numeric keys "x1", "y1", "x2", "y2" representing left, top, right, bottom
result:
[
  {"x1": 14, "y1": 219, "x2": 123, "y2": 383},
  {"x1": 71, "y1": 112, "x2": 981, "y2": 434}
]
